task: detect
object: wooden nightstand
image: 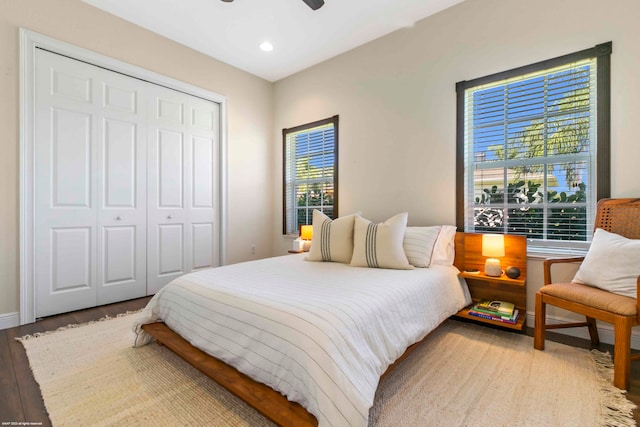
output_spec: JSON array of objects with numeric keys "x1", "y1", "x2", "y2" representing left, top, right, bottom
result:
[{"x1": 454, "y1": 234, "x2": 527, "y2": 331}]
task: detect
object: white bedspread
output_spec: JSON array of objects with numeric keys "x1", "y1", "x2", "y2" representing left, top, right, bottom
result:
[{"x1": 134, "y1": 254, "x2": 471, "y2": 427}]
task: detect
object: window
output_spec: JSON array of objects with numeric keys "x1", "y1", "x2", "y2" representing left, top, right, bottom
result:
[
  {"x1": 283, "y1": 115, "x2": 339, "y2": 235},
  {"x1": 456, "y1": 43, "x2": 611, "y2": 251}
]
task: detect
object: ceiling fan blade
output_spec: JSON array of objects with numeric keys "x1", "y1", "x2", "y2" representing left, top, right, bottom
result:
[
  {"x1": 220, "y1": 0, "x2": 324, "y2": 11},
  {"x1": 302, "y1": 0, "x2": 324, "y2": 10}
]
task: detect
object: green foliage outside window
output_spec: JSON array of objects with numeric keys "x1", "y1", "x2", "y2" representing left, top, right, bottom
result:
[
  {"x1": 295, "y1": 159, "x2": 334, "y2": 229},
  {"x1": 474, "y1": 181, "x2": 587, "y2": 240}
]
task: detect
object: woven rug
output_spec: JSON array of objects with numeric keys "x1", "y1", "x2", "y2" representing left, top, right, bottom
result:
[{"x1": 18, "y1": 313, "x2": 635, "y2": 427}]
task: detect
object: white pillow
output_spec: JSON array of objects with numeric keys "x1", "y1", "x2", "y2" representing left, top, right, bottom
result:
[
  {"x1": 431, "y1": 225, "x2": 457, "y2": 266},
  {"x1": 351, "y1": 213, "x2": 413, "y2": 270},
  {"x1": 403, "y1": 226, "x2": 441, "y2": 268},
  {"x1": 573, "y1": 228, "x2": 640, "y2": 298},
  {"x1": 306, "y1": 210, "x2": 357, "y2": 263}
]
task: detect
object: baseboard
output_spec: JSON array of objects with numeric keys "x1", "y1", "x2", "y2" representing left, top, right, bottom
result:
[
  {"x1": 525, "y1": 312, "x2": 640, "y2": 350},
  {"x1": 0, "y1": 312, "x2": 20, "y2": 330}
]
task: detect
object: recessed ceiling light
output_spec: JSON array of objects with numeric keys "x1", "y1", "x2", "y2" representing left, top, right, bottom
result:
[{"x1": 259, "y1": 41, "x2": 274, "y2": 52}]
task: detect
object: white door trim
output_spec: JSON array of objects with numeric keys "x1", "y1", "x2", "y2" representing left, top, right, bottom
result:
[{"x1": 19, "y1": 28, "x2": 228, "y2": 325}]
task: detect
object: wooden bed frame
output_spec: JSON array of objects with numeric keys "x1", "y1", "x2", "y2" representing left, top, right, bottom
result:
[{"x1": 142, "y1": 232, "x2": 469, "y2": 427}]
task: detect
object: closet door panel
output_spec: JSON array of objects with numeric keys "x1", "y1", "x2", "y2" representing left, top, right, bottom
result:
[
  {"x1": 102, "y1": 226, "x2": 136, "y2": 284},
  {"x1": 51, "y1": 227, "x2": 92, "y2": 291},
  {"x1": 104, "y1": 84, "x2": 137, "y2": 114},
  {"x1": 188, "y1": 99, "x2": 220, "y2": 271},
  {"x1": 189, "y1": 135, "x2": 215, "y2": 271},
  {"x1": 34, "y1": 49, "x2": 98, "y2": 317},
  {"x1": 96, "y1": 72, "x2": 147, "y2": 305},
  {"x1": 192, "y1": 223, "x2": 214, "y2": 270},
  {"x1": 192, "y1": 135, "x2": 214, "y2": 208},
  {"x1": 158, "y1": 129, "x2": 185, "y2": 208},
  {"x1": 147, "y1": 87, "x2": 190, "y2": 294},
  {"x1": 158, "y1": 97, "x2": 184, "y2": 124},
  {"x1": 52, "y1": 109, "x2": 92, "y2": 206},
  {"x1": 103, "y1": 119, "x2": 137, "y2": 207},
  {"x1": 158, "y1": 224, "x2": 184, "y2": 274}
]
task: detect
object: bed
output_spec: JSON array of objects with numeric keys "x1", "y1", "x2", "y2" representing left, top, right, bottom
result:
[{"x1": 134, "y1": 228, "x2": 470, "y2": 427}]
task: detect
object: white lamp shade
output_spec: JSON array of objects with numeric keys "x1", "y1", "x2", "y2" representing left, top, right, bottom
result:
[
  {"x1": 482, "y1": 234, "x2": 505, "y2": 277},
  {"x1": 482, "y1": 234, "x2": 505, "y2": 258}
]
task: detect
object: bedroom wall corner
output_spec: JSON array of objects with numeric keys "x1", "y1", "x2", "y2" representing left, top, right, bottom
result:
[{"x1": 0, "y1": 0, "x2": 275, "y2": 321}]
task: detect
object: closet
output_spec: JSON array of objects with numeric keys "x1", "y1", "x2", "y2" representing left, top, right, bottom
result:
[{"x1": 33, "y1": 49, "x2": 220, "y2": 317}]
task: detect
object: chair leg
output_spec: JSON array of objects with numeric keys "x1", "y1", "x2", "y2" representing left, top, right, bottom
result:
[
  {"x1": 534, "y1": 292, "x2": 546, "y2": 350},
  {"x1": 586, "y1": 316, "x2": 599, "y2": 345},
  {"x1": 613, "y1": 316, "x2": 632, "y2": 390}
]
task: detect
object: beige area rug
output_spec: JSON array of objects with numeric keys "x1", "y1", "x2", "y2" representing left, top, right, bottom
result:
[{"x1": 18, "y1": 313, "x2": 636, "y2": 427}]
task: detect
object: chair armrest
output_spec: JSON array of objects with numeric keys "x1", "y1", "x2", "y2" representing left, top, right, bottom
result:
[{"x1": 543, "y1": 256, "x2": 585, "y2": 285}]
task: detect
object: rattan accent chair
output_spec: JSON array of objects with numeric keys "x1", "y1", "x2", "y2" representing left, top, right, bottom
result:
[{"x1": 534, "y1": 198, "x2": 640, "y2": 390}]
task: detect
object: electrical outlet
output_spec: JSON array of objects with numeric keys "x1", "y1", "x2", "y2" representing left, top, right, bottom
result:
[{"x1": 251, "y1": 244, "x2": 255, "y2": 254}]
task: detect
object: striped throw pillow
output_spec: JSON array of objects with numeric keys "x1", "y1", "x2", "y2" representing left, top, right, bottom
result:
[
  {"x1": 350, "y1": 213, "x2": 413, "y2": 270},
  {"x1": 306, "y1": 210, "x2": 357, "y2": 263}
]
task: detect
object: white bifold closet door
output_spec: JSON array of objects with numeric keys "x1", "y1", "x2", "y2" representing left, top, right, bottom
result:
[
  {"x1": 146, "y1": 84, "x2": 219, "y2": 294},
  {"x1": 34, "y1": 49, "x2": 219, "y2": 317}
]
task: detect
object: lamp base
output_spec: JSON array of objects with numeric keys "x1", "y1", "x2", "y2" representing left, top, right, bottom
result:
[
  {"x1": 484, "y1": 258, "x2": 502, "y2": 277},
  {"x1": 303, "y1": 240, "x2": 311, "y2": 252}
]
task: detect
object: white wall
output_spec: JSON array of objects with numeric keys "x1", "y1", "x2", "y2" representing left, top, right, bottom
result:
[
  {"x1": 272, "y1": 0, "x2": 640, "y2": 345},
  {"x1": 0, "y1": 0, "x2": 274, "y2": 321}
]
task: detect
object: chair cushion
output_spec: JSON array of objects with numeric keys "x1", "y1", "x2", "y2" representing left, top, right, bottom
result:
[{"x1": 540, "y1": 283, "x2": 637, "y2": 316}]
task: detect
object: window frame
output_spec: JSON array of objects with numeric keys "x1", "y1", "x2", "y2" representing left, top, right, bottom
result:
[
  {"x1": 282, "y1": 115, "x2": 339, "y2": 235},
  {"x1": 456, "y1": 42, "x2": 611, "y2": 251}
]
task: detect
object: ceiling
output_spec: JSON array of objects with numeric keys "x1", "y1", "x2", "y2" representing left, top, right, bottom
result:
[{"x1": 82, "y1": 0, "x2": 465, "y2": 82}]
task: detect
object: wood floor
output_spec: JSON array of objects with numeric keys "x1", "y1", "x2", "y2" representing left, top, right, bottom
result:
[
  {"x1": 0, "y1": 297, "x2": 152, "y2": 426},
  {"x1": 1, "y1": 298, "x2": 639, "y2": 425}
]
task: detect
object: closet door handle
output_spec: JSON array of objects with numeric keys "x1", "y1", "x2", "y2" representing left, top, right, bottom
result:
[
  {"x1": 167, "y1": 215, "x2": 173, "y2": 220},
  {"x1": 116, "y1": 216, "x2": 123, "y2": 221}
]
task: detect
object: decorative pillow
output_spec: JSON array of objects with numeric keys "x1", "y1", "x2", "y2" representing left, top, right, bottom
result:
[
  {"x1": 306, "y1": 210, "x2": 357, "y2": 263},
  {"x1": 431, "y1": 225, "x2": 457, "y2": 266},
  {"x1": 573, "y1": 228, "x2": 640, "y2": 298},
  {"x1": 403, "y1": 226, "x2": 441, "y2": 268},
  {"x1": 351, "y1": 213, "x2": 413, "y2": 270}
]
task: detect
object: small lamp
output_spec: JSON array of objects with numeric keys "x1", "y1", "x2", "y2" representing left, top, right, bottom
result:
[
  {"x1": 482, "y1": 234, "x2": 505, "y2": 277},
  {"x1": 300, "y1": 225, "x2": 313, "y2": 252}
]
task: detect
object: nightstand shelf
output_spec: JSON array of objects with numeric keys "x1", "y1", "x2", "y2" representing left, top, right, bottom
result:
[
  {"x1": 455, "y1": 306, "x2": 526, "y2": 331},
  {"x1": 454, "y1": 234, "x2": 527, "y2": 332},
  {"x1": 458, "y1": 271, "x2": 525, "y2": 286}
]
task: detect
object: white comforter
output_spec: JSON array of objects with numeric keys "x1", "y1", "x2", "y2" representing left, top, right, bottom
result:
[{"x1": 134, "y1": 254, "x2": 471, "y2": 427}]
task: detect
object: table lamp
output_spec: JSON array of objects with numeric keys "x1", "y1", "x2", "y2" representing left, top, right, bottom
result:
[
  {"x1": 300, "y1": 225, "x2": 313, "y2": 252},
  {"x1": 482, "y1": 234, "x2": 505, "y2": 277}
]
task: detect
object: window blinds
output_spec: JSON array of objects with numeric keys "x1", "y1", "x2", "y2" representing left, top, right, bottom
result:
[{"x1": 463, "y1": 59, "x2": 597, "y2": 244}]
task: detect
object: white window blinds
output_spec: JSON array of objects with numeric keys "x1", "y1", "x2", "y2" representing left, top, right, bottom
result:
[{"x1": 283, "y1": 116, "x2": 338, "y2": 235}]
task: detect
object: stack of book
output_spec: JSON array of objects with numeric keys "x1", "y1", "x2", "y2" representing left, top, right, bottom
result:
[{"x1": 468, "y1": 299, "x2": 519, "y2": 324}]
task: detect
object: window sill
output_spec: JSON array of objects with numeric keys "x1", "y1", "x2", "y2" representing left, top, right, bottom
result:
[{"x1": 526, "y1": 246, "x2": 588, "y2": 260}]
